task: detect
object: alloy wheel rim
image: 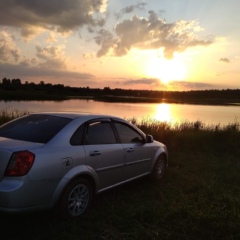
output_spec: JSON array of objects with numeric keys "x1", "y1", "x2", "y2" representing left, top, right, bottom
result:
[
  {"x1": 68, "y1": 184, "x2": 89, "y2": 216},
  {"x1": 156, "y1": 159, "x2": 165, "y2": 178}
]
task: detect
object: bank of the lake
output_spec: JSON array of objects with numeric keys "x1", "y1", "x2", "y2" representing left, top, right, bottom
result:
[{"x1": 1, "y1": 112, "x2": 240, "y2": 240}]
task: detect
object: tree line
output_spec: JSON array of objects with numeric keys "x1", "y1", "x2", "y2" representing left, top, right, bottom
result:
[{"x1": 1, "y1": 77, "x2": 240, "y2": 104}]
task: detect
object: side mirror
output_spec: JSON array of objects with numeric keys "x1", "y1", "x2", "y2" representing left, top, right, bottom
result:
[{"x1": 146, "y1": 134, "x2": 153, "y2": 143}]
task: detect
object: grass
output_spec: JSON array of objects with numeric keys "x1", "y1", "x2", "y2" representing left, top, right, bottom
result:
[
  {"x1": 0, "y1": 108, "x2": 29, "y2": 125},
  {"x1": 1, "y1": 111, "x2": 240, "y2": 239}
]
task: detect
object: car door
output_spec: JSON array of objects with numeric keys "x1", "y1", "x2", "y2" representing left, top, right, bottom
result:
[
  {"x1": 114, "y1": 121, "x2": 154, "y2": 180},
  {"x1": 83, "y1": 119, "x2": 125, "y2": 190}
]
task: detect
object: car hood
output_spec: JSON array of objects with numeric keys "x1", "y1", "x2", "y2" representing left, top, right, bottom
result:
[{"x1": 0, "y1": 137, "x2": 44, "y2": 181}]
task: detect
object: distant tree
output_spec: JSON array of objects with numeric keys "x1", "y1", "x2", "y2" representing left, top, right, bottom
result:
[
  {"x1": 103, "y1": 86, "x2": 111, "y2": 92},
  {"x1": 45, "y1": 83, "x2": 53, "y2": 89},
  {"x1": 53, "y1": 84, "x2": 64, "y2": 91},
  {"x1": 2, "y1": 77, "x2": 11, "y2": 85},
  {"x1": 11, "y1": 78, "x2": 22, "y2": 86}
]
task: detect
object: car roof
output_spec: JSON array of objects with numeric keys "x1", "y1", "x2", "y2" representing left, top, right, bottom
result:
[{"x1": 30, "y1": 112, "x2": 123, "y2": 121}]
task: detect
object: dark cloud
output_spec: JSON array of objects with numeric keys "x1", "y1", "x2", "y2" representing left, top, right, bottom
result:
[
  {"x1": 0, "y1": 62, "x2": 94, "y2": 81},
  {"x1": 122, "y1": 2, "x2": 146, "y2": 13},
  {"x1": 219, "y1": 58, "x2": 230, "y2": 63},
  {"x1": 115, "y1": 2, "x2": 146, "y2": 19},
  {"x1": 117, "y1": 78, "x2": 165, "y2": 89},
  {"x1": 169, "y1": 81, "x2": 213, "y2": 90},
  {"x1": 96, "y1": 11, "x2": 213, "y2": 58},
  {"x1": 0, "y1": 60, "x2": 97, "y2": 87},
  {"x1": 124, "y1": 78, "x2": 162, "y2": 86},
  {"x1": 0, "y1": 0, "x2": 107, "y2": 37},
  {"x1": 112, "y1": 78, "x2": 215, "y2": 90},
  {"x1": 95, "y1": 29, "x2": 115, "y2": 57}
]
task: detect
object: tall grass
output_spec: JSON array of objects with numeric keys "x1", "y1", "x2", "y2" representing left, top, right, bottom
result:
[
  {"x1": 1, "y1": 113, "x2": 240, "y2": 239},
  {"x1": 0, "y1": 109, "x2": 29, "y2": 125},
  {"x1": 136, "y1": 119, "x2": 240, "y2": 155}
]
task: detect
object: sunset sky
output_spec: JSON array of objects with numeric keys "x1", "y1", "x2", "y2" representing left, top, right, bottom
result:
[{"x1": 0, "y1": 0, "x2": 239, "y2": 91}]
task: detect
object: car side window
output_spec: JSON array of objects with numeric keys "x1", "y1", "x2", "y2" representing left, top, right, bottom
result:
[
  {"x1": 84, "y1": 122, "x2": 117, "y2": 145},
  {"x1": 114, "y1": 122, "x2": 144, "y2": 143}
]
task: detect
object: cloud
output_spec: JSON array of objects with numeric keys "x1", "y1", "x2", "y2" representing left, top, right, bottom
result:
[
  {"x1": 219, "y1": 57, "x2": 230, "y2": 63},
  {"x1": 169, "y1": 81, "x2": 213, "y2": 90},
  {"x1": 115, "y1": 2, "x2": 147, "y2": 19},
  {"x1": 96, "y1": 11, "x2": 213, "y2": 58},
  {"x1": 116, "y1": 78, "x2": 165, "y2": 89},
  {"x1": 0, "y1": 0, "x2": 108, "y2": 38},
  {"x1": 0, "y1": 28, "x2": 95, "y2": 83},
  {"x1": 0, "y1": 62, "x2": 94, "y2": 83},
  {"x1": 117, "y1": 78, "x2": 214, "y2": 90},
  {"x1": 124, "y1": 78, "x2": 161, "y2": 86},
  {"x1": 47, "y1": 32, "x2": 57, "y2": 43},
  {"x1": 35, "y1": 45, "x2": 67, "y2": 69},
  {"x1": 121, "y1": 2, "x2": 146, "y2": 14},
  {"x1": 0, "y1": 30, "x2": 21, "y2": 63},
  {"x1": 95, "y1": 29, "x2": 115, "y2": 57}
]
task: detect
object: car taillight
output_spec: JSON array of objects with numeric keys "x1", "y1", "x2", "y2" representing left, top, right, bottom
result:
[{"x1": 5, "y1": 151, "x2": 35, "y2": 176}]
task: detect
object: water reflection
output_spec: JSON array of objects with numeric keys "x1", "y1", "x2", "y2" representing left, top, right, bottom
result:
[
  {"x1": 154, "y1": 103, "x2": 172, "y2": 122},
  {"x1": 0, "y1": 100, "x2": 240, "y2": 125}
]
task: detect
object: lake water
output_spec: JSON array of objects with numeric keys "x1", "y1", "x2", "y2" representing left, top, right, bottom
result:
[{"x1": 1, "y1": 99, "x2": 240, "y2": 126}]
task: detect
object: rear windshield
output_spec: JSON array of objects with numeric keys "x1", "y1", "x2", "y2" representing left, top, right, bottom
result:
[{"x1": 0, "y1": 114, "x2": 72, "y2": 143}]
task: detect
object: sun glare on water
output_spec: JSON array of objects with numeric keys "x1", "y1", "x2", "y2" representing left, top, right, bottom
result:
[
  {"x1": 154, "y1": 103, "x2": 172, "y2": 122},
  {"x1": 146, "y1": 56, "x2": 187, "y2": 84}
]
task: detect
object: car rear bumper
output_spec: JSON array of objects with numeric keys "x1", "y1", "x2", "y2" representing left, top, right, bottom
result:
[{"x1": 0, "y1": 176, "x2": 57, "y2": 213}]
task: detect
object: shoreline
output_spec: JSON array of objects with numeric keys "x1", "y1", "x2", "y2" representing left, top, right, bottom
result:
[
  {"x1": 1, "y1": 95, "x2": 240, "y2": 107},
  {"x1": 1, "y1": 88, "x2": 240, "y2": 106}
]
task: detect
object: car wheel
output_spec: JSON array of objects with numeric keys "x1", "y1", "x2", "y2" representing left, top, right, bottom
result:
[
  {"x1": 57, "y1": 178, "x2": 93, "y2": 220},
  {"x1": 151, "y1": 155, "x2": 167, "y2": 181}
]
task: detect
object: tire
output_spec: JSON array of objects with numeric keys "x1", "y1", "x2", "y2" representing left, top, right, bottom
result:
[
  {"x1": 57, "y1": 178, "x2": 93, "y2": 220},
  {"x1": 151, "y1": 155, "x2": 167, "y2": 181}
]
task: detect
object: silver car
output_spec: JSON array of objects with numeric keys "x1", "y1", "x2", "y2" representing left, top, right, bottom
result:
[{"x1": 0, "y1": 112, "x2": 168, "y2": 219}]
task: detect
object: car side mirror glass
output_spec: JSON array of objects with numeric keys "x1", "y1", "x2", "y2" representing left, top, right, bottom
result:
[{"x1": 146, "y1": 134, "x2": 153, "y2": 143}]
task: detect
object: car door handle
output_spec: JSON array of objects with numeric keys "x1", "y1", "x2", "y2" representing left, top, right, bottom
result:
[
  {"x1": 126, "y1": 148, "x2": 134, "y2": 153},
  {"x1": 89, "y1": 150, "x2": 101, "y2": 156}
]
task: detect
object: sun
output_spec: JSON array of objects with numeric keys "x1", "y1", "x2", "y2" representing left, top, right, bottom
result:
[{"x1": 146, "y1": 56, "x2": 187, "y2": 84}]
